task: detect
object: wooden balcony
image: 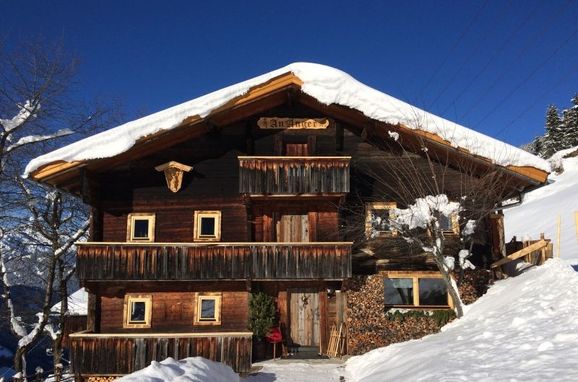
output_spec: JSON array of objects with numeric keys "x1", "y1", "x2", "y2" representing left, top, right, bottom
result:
[
  {"x1": 76, "y1": 242, "x2": 352, "y2": 281},
  {"x1": 69, "y1": 331, "x2": 252, "y2": 375},
  {"x1": 238, "y1": 156, "x2": 350, "y2": 194}
]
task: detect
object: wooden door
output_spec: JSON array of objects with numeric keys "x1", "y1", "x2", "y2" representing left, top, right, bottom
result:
[
  {"x1": 290, "y1": 292, "x2": 320, "y2": 347},
  {"x1": 285, "y1": 143, "x2": 309, "y2": 156},
  {"x1": 276, "y1": 214, "x2": 310, "y2": 242}
]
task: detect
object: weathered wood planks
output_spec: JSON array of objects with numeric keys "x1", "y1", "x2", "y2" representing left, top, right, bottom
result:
[{"x1": 77, "y1": 242, "x2": 352, "y2": 281}]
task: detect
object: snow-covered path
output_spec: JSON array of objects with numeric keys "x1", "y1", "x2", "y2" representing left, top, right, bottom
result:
[{"x1": 243, "y1": 361, "x2": 347, "y2": 382}]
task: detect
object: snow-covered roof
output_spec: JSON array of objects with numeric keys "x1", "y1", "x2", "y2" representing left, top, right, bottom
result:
[
  {"x1": 50, "y1": 287, "x2": 88, "y2": 316},
  {"x1": 24, "y1": 62, "x2": 550, "y2": 177}
]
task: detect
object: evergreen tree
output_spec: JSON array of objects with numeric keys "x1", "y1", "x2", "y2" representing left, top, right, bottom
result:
[
  {"x1": 561, "y1": 94, "x2": 578, "y2": 149},
  {"x1": 540, "y1": 105, "x2": 563, "y2": 158}
]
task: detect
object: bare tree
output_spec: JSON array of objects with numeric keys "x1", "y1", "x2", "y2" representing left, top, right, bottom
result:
[
  {"x1": 0, "y1": 41, "x2": 108, "y2": 380},
  {"x1": 355, "y1": 132, "x2": 516, "y2": 318}
]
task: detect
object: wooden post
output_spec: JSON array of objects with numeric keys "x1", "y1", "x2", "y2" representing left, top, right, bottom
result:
[
  {"x1": 557, "y1": 215, "x2": 562, "y2": 258},
  {"x1": 540, "y1": 233, "x2": 547, "y2": 264},
  {"x1": 575, "y1": 211, "x2": 578, "y2": 245}
]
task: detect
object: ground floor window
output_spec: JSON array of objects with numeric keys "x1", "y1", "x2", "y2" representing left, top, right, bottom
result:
[
  {"x1": 384, "y1": 272, "x2": 451, "y2": 308},
  {"x1": 123, "y1": 294, "x2": 152, "y2": 328},
  {"x1": 194, "y1": 293, "x2": 222, "y2": 325}
]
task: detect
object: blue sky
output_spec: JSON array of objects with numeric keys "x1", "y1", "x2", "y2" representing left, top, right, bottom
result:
[{"x1": 2, "y1": 0, "x2": 577, "y2": 146}]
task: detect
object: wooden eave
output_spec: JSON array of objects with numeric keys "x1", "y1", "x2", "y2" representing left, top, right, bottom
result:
[{"x1": 28, "y1": 70, "x2": 548, "y2": 191}]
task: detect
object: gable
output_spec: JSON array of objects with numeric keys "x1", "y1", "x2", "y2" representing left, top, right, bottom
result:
[{"x1": 24, "y1": 63, "x2": 549, "y2": 190}]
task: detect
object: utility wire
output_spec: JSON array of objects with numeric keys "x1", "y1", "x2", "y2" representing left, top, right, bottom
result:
[
  {"x1": 474, "y1": 25, "x2": 578, "y2": 127},
  {"x1": 459, "y1": 0, "x2": 572, "y2": 121},
  {"x1": 420, "y1": 0, "x2": 491, "y2": 104},
  {"x1": 440, "y1": 0, "x2": 541, "y2": 116},
  {"x1": 429, "y1": 0, "x2": 514, "y2": 110}
]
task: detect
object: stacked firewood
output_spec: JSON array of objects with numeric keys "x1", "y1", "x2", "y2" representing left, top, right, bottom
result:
[
  {"x1": 457, "y1": 268, "x2": 491, "y2": 304},
  {"x1": 345, "y1": 269, "x2": 489, "y2": 355}
]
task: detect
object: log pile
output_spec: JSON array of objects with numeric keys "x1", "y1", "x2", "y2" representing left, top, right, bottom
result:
[
  {"x1": 345, "y1": 269, "x2": 489, "y2": 355},
  {"x1": 86, "y1": 377, "x2": 118, "y2": 382},
  {"x1": 457, "y1": 268, "x2": 491, "y2": 304}
]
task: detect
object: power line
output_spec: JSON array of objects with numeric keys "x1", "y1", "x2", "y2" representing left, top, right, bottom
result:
[
  {"x1": 459, "y1": 0, "x2": 573, "y2": 121},
  {"x1": 419, "y1": 0, "x2": 491, "y2": 103},
  {"x1": 429, "y1": 0, "x2": 514, "y2": 110},
  {"x1": 474, "y1": 24, "x2": 578, "y2": 128},
  {"x1": 440, "y1": 0, "x2": 541, "y2": 116}
]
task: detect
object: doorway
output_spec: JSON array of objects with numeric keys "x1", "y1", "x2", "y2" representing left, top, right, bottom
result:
[
  {"x1": 276, "y1": 214, "x2": 310, "y2": 242},
  {"x1": 289, "y1": 291, "x2": 320, "y2": 347}
]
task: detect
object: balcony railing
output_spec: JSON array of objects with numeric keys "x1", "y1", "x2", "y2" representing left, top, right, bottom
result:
[
  {"x1": 69, "y1": 331, "x2": 253, "y2": 375},
  {"x1": 76, "y1": 242, "x2": 352, "y2": 281},
  {"x1": 238, "y1": 156, "x2": 350, "y2": 194}
]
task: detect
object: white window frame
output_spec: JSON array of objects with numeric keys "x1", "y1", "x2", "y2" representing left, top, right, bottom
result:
[
  {"x1": 126, "y1": 213, "x2": 156, "y2": 242},
  {"x1": 193, "y1": 211, "x2": 222, "y2": 241},
  {"x1": 194, "y1": 293, "x2": 222, "y2": 326},
  {"x1": 123, "y1": 294, "x2": 152, "y2": 328}
]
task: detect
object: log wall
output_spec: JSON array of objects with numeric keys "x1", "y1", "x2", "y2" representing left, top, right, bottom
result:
[{"x1": 70, "y1": 332, "x2": 252, "y2": 375}]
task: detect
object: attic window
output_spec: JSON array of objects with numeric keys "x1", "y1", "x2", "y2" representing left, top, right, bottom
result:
[
  {"x1": 439, "y1": 213, "x2": 459, "y2": 234},
  {"x1": 193, "y1": 211, "x2": 221, "y2": 241},
  {"x1": 366, "y1": 202, "x2": 398, "y2": 238},
  {"x1": 127, "y1": 213, "x2": 155, "y2": 242},
  {"x1": 384, "y1": 272, "x2": 452, "y2": 308}
]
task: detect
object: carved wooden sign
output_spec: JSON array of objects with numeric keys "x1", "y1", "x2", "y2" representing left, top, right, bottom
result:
[
  {"x1": 155, "y1": 161, "x2": 193, "y2": 193},
  {"x1": 257, "y1": 117, "x2": 330, "y2": 130}
]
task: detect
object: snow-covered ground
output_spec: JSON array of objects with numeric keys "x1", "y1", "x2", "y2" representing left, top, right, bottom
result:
[
  {"x1": 244, "y1": 361, "x2": 345, "y2": 382},
  {"x1": 117, "y1": 357, "x2": 240, "y2": 382},
  {"x1": 346, "y1": 259, "x2": 578, "y2": 381},
  {"x1": 505, "y1": 153, "x2": 578, "y2": 263}
]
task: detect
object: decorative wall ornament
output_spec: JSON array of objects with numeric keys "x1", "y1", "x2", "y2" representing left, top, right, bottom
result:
[{"x1": 154, "y1": 161, "x2": 193, "y2": 193}]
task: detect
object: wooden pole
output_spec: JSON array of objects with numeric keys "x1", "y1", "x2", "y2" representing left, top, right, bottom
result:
[
  {"x1": 556, "y1": 215, "x2": 561, "y2": 258},
  {"x1": 575, "y1": 211, "x2": 578, "y2": 245}
]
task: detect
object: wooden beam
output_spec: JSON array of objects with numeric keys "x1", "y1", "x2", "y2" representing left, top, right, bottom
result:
[{"x1": 491, "y1": 239, "x2": 550, "y2": 269}]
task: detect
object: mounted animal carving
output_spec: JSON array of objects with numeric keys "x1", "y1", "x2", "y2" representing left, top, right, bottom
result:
[{"x1": 155, "y1": 161, "x2": 193, "y2": 193}]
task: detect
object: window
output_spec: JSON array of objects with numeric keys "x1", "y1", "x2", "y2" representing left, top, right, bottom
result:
[
  {"x1": 384, "y1": 272, "x2": 451, "y2": 308},
  {"x1": 194, "y1": 293, "x2": 222, "y2": 325},
  {"x1": 127, "y1": 213, "x2": 155, "y2": 242},
  {"x1": 439, "y1": 212, "x2": 459, "y2": 234},
  {"x1": 365, "y1": 202, "x2": 397, "y2": 238},
  {"x1": 193, "y1": 211, "x2": 221, "y2": 241},
  {"x1": 123, "y1": 294, "x2": 152, "y2": 328}
]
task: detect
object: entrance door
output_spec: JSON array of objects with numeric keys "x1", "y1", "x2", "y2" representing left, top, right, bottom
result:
[
  {"x1": 276, "y1": 214, "x2": 309, "y2": 242},
  {"x1": 289, "y1": 291, "x2": 320, "y2": 347}
]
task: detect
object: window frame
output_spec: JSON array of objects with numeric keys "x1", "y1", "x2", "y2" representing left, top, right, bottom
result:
[
  {"x1": 365, "y1": 202, "x2": 398, "y2": 238},
  {"x1": 193, "y1": 211, "x2": 222, "y2": 242},
  {"x1": 383, "y1": 271, "x2": 453, "y2": 309},
  {"x1": 439, "y1": 213, "x2": 460, "y2": 235},
  {"x1": 193, "y1": 292, "x2": 222, "y2": 326},
  {"x1": 123, "y1": 294, "x2": 152, "y2": 328},
  {"x1": 126, "y1": 213, "x2": 156, "y2": 242}
]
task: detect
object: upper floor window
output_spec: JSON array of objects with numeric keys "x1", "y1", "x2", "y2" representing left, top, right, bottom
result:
[
  {"x1": 194, "y1": 293, "x2": 222, "y2": 325},
  {"x1": 127, "y1": 213, "x2": 155, "y2": 242},
  {"x1": 366, "y1": 202, "x2": 397, "y2": 238},
  {"x1": 194, "y1": 211, "x2": 221, "y2": 241},
  {"x1": 439, "y1": 212, "x2": 459, "y2": 234},
  {"x1": 123, "y1": 294, "x2": 152, "y2": 328},
  {"x1": 384, "y1": 272, "x2": 451, "y2": 308}
]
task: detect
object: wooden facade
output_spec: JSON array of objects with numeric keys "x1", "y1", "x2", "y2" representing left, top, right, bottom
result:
[{"x1": 28, "y1": 70, "x2": 548, "y2": 379}]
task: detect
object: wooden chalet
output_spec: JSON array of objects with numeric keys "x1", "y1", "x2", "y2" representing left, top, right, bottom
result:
[{"x1": 26, "y1": 63, "x2": 549, "y2": 380}]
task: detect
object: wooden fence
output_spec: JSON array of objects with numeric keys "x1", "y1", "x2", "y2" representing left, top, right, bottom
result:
[{"x1": 491, "y1": 234, "x2": 553, "y2": 278}]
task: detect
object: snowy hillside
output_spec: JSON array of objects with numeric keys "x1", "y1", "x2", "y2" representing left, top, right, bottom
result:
[
  {"x1": 505, "y1": 152, "x2": 578, "y2": 263},
  {"x1": 346, "y1": 259, "x2": 578, "y2": 381}
]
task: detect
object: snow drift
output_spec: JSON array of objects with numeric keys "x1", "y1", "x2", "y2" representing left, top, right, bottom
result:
[
  {"x1": 24, "y1": 62, "x2": 549, "y2": 176},
  {"x1": 116, "y1": 357, "x2": 239, "y2": 382},
  {"x1": 505, "y1": 152, "x2": 578, "y2": 263},
  {"x1": 346, "y1": 259, "x2": 578, "y2": 381}
]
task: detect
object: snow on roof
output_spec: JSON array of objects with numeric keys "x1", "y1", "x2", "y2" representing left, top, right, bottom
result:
[
  {"x1": 346, "y1": 258, "x2": 578, "y2": 381},
  {"x1": 24, "y1": 62, "x2": 550, "y2": 176},
  {"x1": 50, "y1": 287, "x2": 88, "y2": 316}
]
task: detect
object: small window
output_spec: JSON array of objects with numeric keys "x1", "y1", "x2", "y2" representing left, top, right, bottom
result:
[
  {"x1": 384, "y1": 273, "x2": 451, "y2": 308},
  {"x1": 439, "y1": 212, "x2": 459, "y2": 234},
  {"x1": 123, "y1": 294, "x2": 152, "y2": 328},
  {"x1": 194, "y1": 293, "x2": 222, "y2": 325},
  {"x1": 127, "y1": 213, "x2": 155, "y2": 242},
  {"x1": 194, "y1": 211, "x2": 221, "y2": 241},
  {"x1": 366, "y1": 202, "x2": 397, "y2": 238}
]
